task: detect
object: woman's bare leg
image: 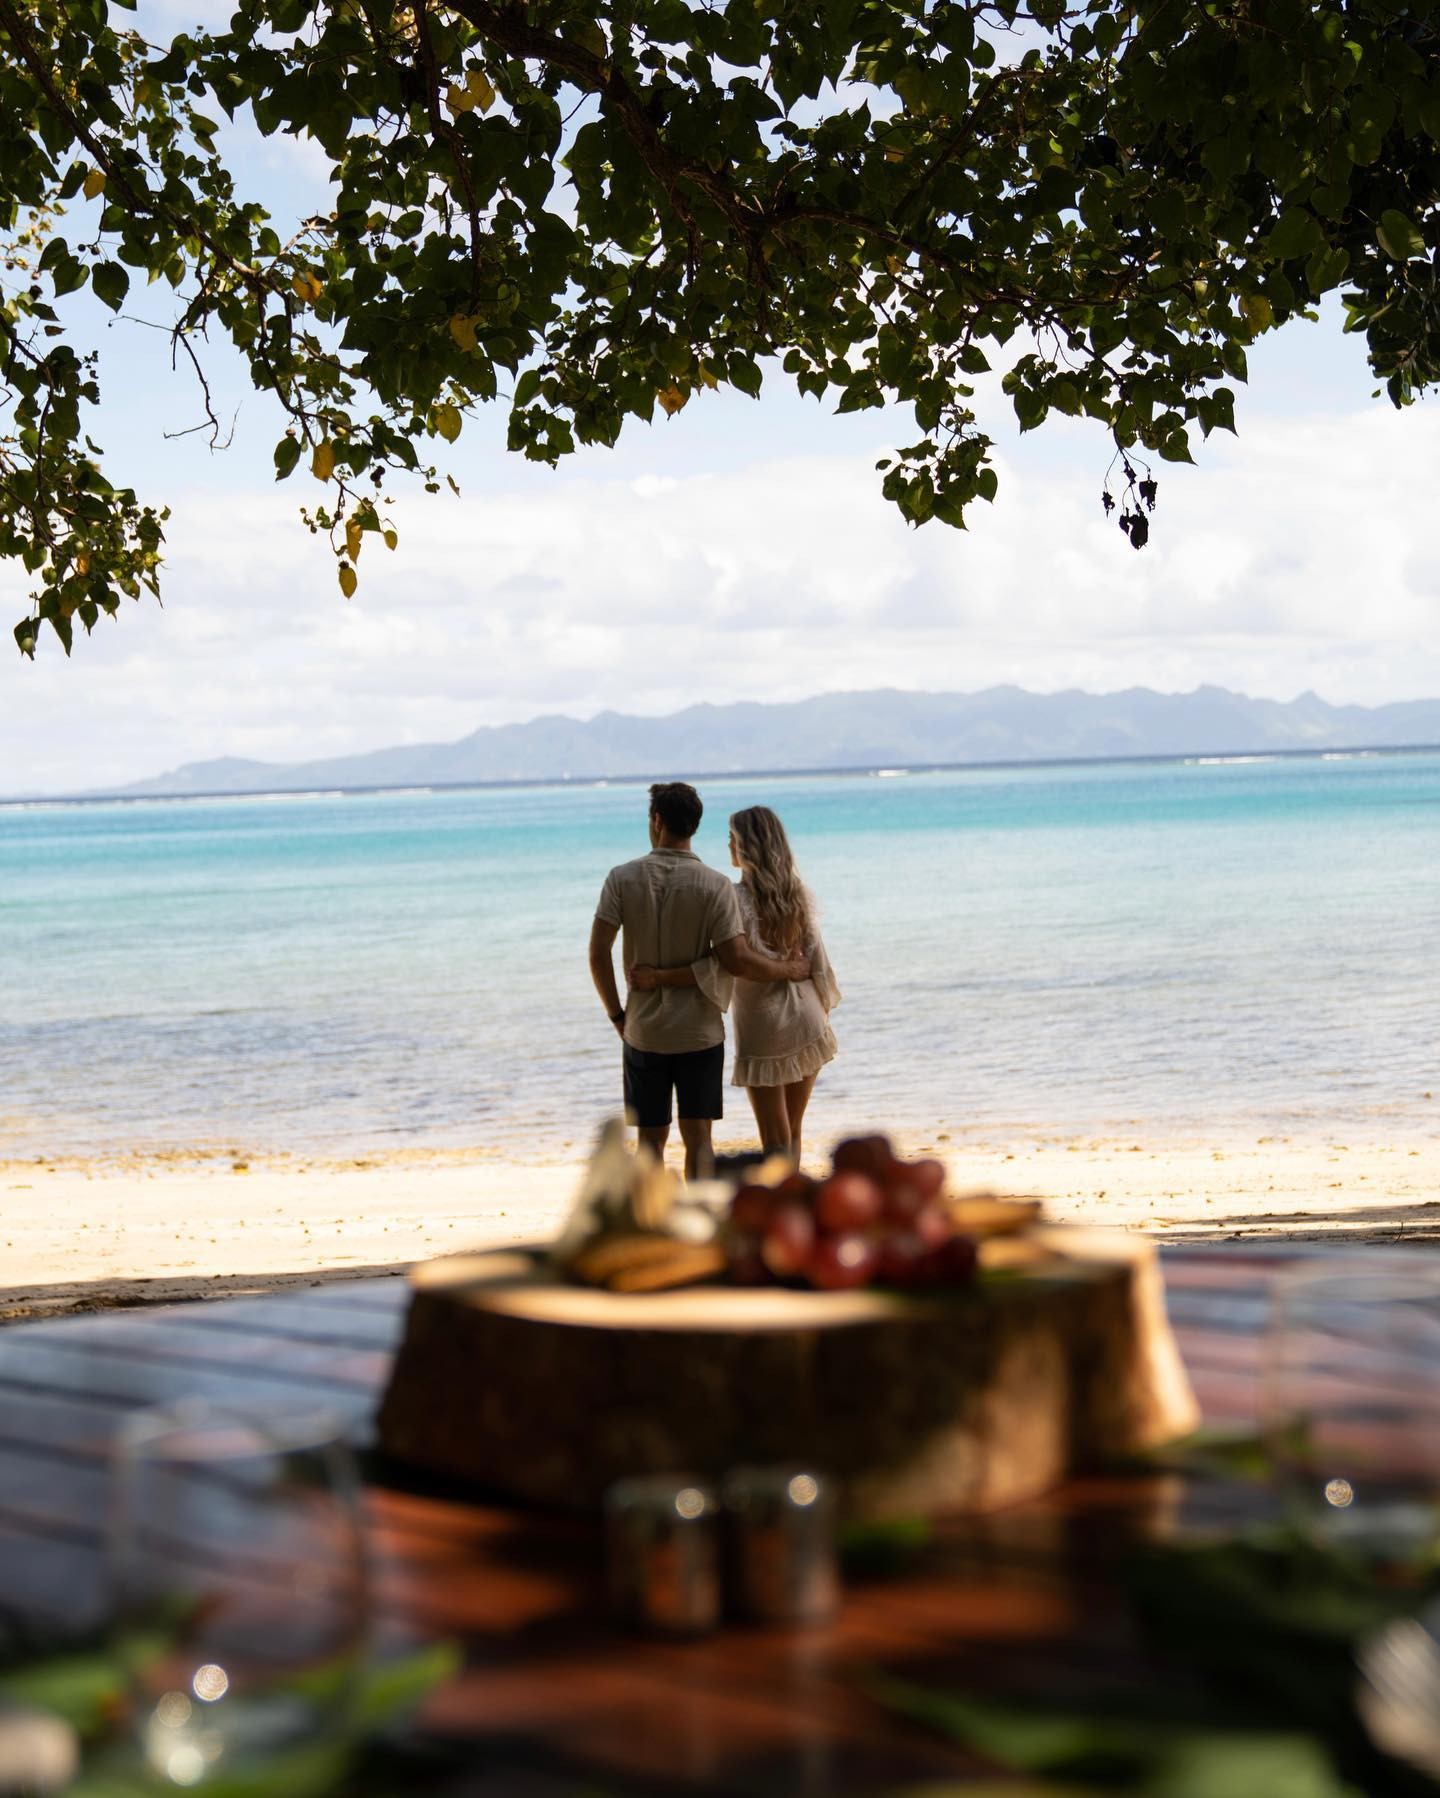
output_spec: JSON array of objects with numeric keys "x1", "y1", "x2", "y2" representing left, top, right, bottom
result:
[
  {"x1": 783, "y1": 1074, "x2": 819, "y2": 1169},
  {"x1": 745, "y1": 1084, "x2": 792, "y2": 1158}
]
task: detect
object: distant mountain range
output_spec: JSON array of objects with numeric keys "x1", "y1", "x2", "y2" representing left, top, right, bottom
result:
[{"x1": 101, "y1": 685, "x2": 1440, "y2": 798}]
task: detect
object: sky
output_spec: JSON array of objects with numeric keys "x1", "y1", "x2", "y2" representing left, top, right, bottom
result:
[{"x1": 3, "y1": 21, "x2": 1437, "y2": 795}]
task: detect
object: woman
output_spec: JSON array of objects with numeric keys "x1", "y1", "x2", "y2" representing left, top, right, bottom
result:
[{"x1": 630, "y1": 805, "x2": 840, "y2": 1163}]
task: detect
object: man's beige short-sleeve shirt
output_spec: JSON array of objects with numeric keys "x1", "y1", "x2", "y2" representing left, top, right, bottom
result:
[{"x1": 596, "y1": 849, "x2": 743, "y2": 1053}]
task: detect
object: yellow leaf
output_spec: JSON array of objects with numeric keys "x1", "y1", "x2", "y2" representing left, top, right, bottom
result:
[
  {"x1": 657, "y1": 384, "x2": 688, "y2": 417},
  {"x1": 75, "y1": 549, "x2": 91, "y2": 574},
  {"x1": 433, "y1": 402, "x2": 462, "y2": 443},
  {"x1": 383, "y1": 529, "x2": 398, "y2": 551},
  {"x1": 466, "y1": 67, "x2": 496, "y2": 112},
  {"x1": 448, "y1": 313, "x2": 478, "y2": 352},
  {"x1": 345, "y1": 519, "x2": 363, "y2": 561},
  {"x1": 885, "y1": 254, "x2": 904, "y2": 276},
  {"x1": 574, "y1": 22, "x2": 606, "y2": 56},
  {"x1": 291, "y1": 270, "x2": 323, "y2": 303},
  {"x1": 884, "y1": 147, "x2": 905, "y2": 163},
  {"x1": 446, "y1": 474, "x2": 461, "y2": 496},
  {"x1": 311, "y1": 439, "x2": 335, "y2": 482},
  {"x1": 82, "y1": 167, "x2": 106, "y2": 201},
  {"x1": 697, "y1": 363, "x2": 718, "y2": 390},
  {"x1": 445, "y1": 82, "x2": 472, "y2": 113},
  {"x1": 338, "y1": 563, "x2": 357, "y2": 598}
]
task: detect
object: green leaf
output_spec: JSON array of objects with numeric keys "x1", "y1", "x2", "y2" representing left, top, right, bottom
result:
[
  {"x1": 1376, "y1": 209, "x2": 1425, "y2": 261},
  {"x1": 727, "y1": 354, "x2": 763, "y2": 398},
  {"x1": 51, "y1": 257, "x2": 89, "y2": 296},
  {"x1": 1267, "y1": 209, "x2": 1321, "y2": 261},
  {"x1": 1236, "y1": 293, "x2": 1272, "y2": 336},
  {"x1": 1305, "y1": 245, "x2": 1350, "y2": 294},
  {"x1": 273, "y1": 436, "x2": 302, "y2": 480},
  {"x1": 91, "y1": 263, "x2": 129, "y2": 311}
]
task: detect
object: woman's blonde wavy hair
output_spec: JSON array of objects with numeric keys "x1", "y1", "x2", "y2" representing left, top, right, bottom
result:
[{"x1": 730, "y1": 806, "x2": 811, "y2": 955}]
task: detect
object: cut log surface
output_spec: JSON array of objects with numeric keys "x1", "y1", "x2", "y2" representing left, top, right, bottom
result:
[{"x1": 377, "y1": 1229, "x2": 1200, "y2": 1520}]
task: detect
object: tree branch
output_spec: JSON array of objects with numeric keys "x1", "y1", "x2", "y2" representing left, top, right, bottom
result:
[{"x1": 0, "y1": 0, "x2": 265, "y2": 286}]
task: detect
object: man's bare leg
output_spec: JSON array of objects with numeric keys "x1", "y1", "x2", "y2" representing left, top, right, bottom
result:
[
  {"x1": 677, "y1": 1117, "x2": 715, "y2": 1182},
  {"x1": 638, "y1": 1123, "x2": 670, "y2": 1167}
]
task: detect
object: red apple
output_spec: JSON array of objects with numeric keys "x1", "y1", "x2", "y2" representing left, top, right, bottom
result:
[
  {"x1": 727, "y1": 1238, "x2": 771, "y2": 1286},
  {"x1": 815, "y1": 1171, "x2": 883, "y2": 1233},
  {"x1": 883, "y1": 1177, "x2": 928, "y2": 1224},
  {"x1": 774, "y1": 1170, "x2": 817, "y2": 1205},
  {"x1": 874, "y1": 1230, "x2": 927, "y2": 1287},
  {"x1": 831, "y1": 1134, "x2": 895, "y2": 1180},
  {"x1": 761, "y1": 1204, "x2": 815, "y2": 1278},
  {"x1": 907, "y1": 1158, "x2": 946, "y2": 1201},
  {"x1": 730, "y1": 1184, "x2": 774, "y2": 1235},
  {"x1": 810, "y1": 1232, "x2": 878, "y2": 1290},
  {"x1": 914, "y1": 1203, "x2": 952, "y2": 1249}
]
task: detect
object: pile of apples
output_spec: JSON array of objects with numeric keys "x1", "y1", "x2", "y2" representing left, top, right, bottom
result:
[{"x1": 724, "y1": 1135, "x2": 978, "y2": 1292}]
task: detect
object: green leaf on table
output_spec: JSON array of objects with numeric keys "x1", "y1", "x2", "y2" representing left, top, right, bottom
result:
[
  {"x1": 838, "y1": 1514, "x2": 933, "y2": 1577},
  {"x1": 1106, "y1": 1424, "x2": 1272, "y2": 1482},
  {"x1": 870, "y1": 1679, "x2": 1358, "y2": 1796},
  {"x1": 1129, "y1": 1532, "x2": 1436, "y2": 1650},
  {"x1": 351, "y1": 1636, "x2": 461, "y2": 1727},
  {"x1": 870, "y1": 1677, "x2": 1152, "y2": 1775},
  {"x1": 66, "y1": 1735, "x2": 348, "y2": 1798},
  {"x1": 2, "y1": 1636, "x2": 459, "y2": 1794},
  {"x1": 0, "y1": 1650, "x2": 120, "y2": 1735},
  {"x1": 1154, "y1": 1733, "x2": 1358, "y2": 1798},
  {"x1": 886, "y1": 1784, "x2": 1097, "y2": 1796}
]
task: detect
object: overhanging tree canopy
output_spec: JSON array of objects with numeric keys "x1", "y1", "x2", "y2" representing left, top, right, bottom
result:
[{"x1": 2, "y1": 0, "x2": 1437, "y2": 655}]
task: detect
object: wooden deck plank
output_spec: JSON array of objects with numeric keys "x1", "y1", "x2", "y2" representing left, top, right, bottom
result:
[
  {"x1": 0, "y1": 1322, "x2": 387, "y2": 1391},
  {"x1": 159, "y1": 1295, "x2": 407, "y2": 1350},
  {"x1": 0, "y1": 1350, "x2": 380, "y2": 1447}
]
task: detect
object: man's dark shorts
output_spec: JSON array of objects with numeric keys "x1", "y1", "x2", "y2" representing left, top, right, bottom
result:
[{"x1": 623, "y1": 1042, "x2": 725, "y2": 1128}]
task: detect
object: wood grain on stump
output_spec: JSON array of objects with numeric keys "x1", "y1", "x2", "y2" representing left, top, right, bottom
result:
[{"x1": 377, "y1": 1228, "x2": 1199, "y2": 1519}]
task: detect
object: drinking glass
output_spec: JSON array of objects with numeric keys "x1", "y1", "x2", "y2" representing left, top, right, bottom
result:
[
  {"x1": 1264, "y1": 1259, "x2": 1440, "y2": 1562},
  {"x1": 108, "y1": 1401, "x2": 369, "y2": 1787}
]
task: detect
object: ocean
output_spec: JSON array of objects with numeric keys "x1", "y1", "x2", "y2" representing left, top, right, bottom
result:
[{"x1": 2, "y1": 752, "x2": 1437, "y2": 1161}]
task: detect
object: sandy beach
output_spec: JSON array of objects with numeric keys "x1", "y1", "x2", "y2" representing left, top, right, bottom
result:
[{"x1": 4, "y1": 1128, "x2": 1438, "y2": 1322}]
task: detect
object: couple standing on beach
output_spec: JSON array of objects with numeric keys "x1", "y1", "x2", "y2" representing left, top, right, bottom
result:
[{"x1": 589, "y1": 782, "x2": 841, "y2": 1178}]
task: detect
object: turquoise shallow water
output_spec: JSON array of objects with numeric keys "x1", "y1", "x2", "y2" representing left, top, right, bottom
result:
[{"x1": 2, "y1": 751, "x2": 1438, "y2": 1158}]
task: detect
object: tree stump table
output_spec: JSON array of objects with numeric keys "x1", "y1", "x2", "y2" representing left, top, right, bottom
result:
[{"x1": 377, "y1": 1228, "x2": 1199, "y2": 1518}]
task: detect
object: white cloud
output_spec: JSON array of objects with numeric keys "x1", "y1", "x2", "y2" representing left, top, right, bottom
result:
[{"x1": 2, "y1": 398, "x2": 1437, "y2": 796}]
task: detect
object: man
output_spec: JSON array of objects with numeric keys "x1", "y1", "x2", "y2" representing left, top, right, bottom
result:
[{"x1": 589, "y1": 782, "x2": 810, "y2": 1179}]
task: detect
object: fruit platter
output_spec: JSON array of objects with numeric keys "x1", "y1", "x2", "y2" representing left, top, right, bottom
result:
[{"x1": 378, "y1": 1124, "x2": 1199, "y2": 1519}]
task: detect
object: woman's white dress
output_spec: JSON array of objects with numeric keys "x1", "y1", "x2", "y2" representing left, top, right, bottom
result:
[{"x1": 727, "y1": 884, "x2": 841, "y2": 1089}]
